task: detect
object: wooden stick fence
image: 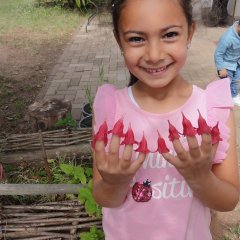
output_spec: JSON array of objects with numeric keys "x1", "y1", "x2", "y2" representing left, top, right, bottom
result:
[
  {"x1": 0, "y1": 128, "x2": 92, "y2": 163},
  {"x1": 0, "y1": 128, "x2": 92, "y2": 152},
  {"x1": 0, "y1": 200, "x2": 102, "y2": 239},
  {"x1": 0, "y1": 128, "x2": 101, "y2": 239}
]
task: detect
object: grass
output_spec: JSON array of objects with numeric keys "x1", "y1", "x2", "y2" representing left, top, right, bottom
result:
[{"x1": 0, "y1": 0, "x2": 84, "y2": 47}]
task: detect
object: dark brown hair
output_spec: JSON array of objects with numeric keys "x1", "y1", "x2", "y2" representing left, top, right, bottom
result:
[{"x1": 109, "y1": 0, "x2": 193, "y2": 86}]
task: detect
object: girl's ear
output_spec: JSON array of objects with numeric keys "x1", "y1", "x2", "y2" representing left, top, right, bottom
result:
[
  {"x1": 187, "y1": 22, "x2": 196, "y2": 45},
  {"x1": 113, "y1": 30, "x2": 123, "y2": 50}
]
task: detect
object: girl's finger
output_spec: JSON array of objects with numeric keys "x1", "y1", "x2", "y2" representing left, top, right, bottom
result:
[
  {"x1": 120, "y1": 144, "x2": 133, "y2": 169},
  {"x1": 108, "y1": 134, "x2": 120, "y2": 156},
  {"x1": 162, "y1": 152, "x2": 180, "y2": 167},
  {"x1": 211, "y1": 142, "x2": 219, "y2": 160},
  {"x1": 186, "y1": 135, "x2": 201, "y2": 158},
  {"x1": 200, "y1": 133, "x2": 212, "y2": 154},
  {"x1": 172, "y1": 139, "x2": 188, "y2": 161},
  {"x1": 130, "y1": 152, "x2": 146, "y2": 172},
  {"x1": 94, "y1": 140, "x2": 107, "y2": 167}
]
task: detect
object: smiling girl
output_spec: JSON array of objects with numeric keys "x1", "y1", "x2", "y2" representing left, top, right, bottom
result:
[{"x1": 92, "y1": 0, "x2": 239, "y2": 239}]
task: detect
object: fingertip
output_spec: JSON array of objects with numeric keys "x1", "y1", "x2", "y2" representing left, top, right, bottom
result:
[
  {"x1": 95, "y1": 140, "x2": 105, "y2": 151},
  {"x1": 201, "y1": 133, "x2": 212, "y2": 144}
]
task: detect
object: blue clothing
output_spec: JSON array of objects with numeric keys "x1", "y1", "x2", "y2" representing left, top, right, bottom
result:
[
  {"x1": 214, "y1": 21, "x2": 240, "y2": 97},
  {"x1": 214, "y1": 21, "x2": 240, "y2": 71},
  {"x1": 226, "y1": 69, "x2": 240, "y2": 97}
]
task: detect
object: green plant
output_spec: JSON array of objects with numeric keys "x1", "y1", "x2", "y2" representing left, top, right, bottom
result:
[
  {"x1": 80, "y1": 225, "x2": 104, "y2": 240},
  {"x1": 59, "y1": 163, "x2": 88, "y2": 184},
  {"x1": 84, "y1": 85, "x2": 94, "y2": 111},
  {"x1": 228, "y1": 224, "x2": 240, "y2": 238},
  {"x1": 75, "y1": 0, "x2": 96, "y2": 11},
  {"x1": 84, "y1": 64, "x2": 105, "y2": 112},
  {"x1": 37, "y1": 0, "x2": 97, "y2": 11},
  {"x1": 78, "y1": 179, "x2": 102, "y2": 217},
  {"x1": 98, "y1": 64, "x2": 105, "y2": 85},
  {"x1": 54, "y1": 112, "x2": 77, "y2": 128},
  {"x1": 221, "y1": 237, "x2": 231, "y2": 240},
  {"x1": 57, "y1": 160, "x2": 101, "y2": 217},
  {"x1": 15, "y1": 99, "x2": 26, "y2": 119}
]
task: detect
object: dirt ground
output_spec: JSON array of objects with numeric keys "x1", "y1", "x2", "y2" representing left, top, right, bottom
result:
[{"x1": 0, "y1": 35, "x2": 70, "y2": 137}]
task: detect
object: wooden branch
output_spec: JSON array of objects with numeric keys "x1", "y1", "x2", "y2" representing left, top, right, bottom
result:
[
  {"x1": 1, "y1": 220, "x2": 102, "y2": 232},
  {"x1": 39, "y1": 130, "x2": 52, "y2": 182},
  {"x1": 2, "y1": 216, "x2": 101, "y2": 224},
  {"x1": 0, "y1": 231, "x2": 76, "y2": 238},
  {"x1": 2, "y1": 212, "x2": 88, "y2": 219},
  {"x1": 0, "y1": 184, "x2": 82, "y2": 195},
  {"x1": 0, "y1": 144, "x2": 92, "y2": 163}
]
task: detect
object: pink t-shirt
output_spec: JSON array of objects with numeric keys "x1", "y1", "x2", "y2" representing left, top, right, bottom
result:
[{"x1": 93, "y1": 78, "x2": 233, "y2": 240}]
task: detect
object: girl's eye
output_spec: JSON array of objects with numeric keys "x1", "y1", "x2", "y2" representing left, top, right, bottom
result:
[
  {"x1": 163, "y1": 32, "x2": 178, "y2": 39},
  {"x1": 128, "y1": 36, "x2": 144, "y2": 43}
]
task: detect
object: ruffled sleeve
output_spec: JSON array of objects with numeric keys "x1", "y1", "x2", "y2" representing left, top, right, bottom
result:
[
  {"x1": 93, "y1": 84, "x2": 116, "y2": 133},
  {"x1": 206, "y1": 78, "x2": 233, "y2": 164}
]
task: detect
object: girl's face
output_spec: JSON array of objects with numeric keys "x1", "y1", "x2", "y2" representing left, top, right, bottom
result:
[{"x1": 116, "y1": 0, "x2": 195, "y2": 89}]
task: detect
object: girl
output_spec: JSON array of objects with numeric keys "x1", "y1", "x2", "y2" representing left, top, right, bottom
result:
[{"x1": 92, "y1": 0, "x2": 239, "y2": 239}]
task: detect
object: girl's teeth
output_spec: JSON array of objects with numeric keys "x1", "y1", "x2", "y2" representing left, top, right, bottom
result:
[{"x1": 146, "y1": 66, "x2": 166, "y2": 73}]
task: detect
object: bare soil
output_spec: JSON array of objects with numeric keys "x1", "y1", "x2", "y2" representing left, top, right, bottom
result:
[{"x1": 0, "y1": 33, "x2": 72, "y2": 137}]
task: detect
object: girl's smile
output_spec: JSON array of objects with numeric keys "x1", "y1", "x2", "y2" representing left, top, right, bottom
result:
[{"x1": 140, "y1": 64, "x2": 170, "y2": 78}]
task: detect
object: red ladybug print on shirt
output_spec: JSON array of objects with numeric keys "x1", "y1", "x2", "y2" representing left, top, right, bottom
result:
[{"x1": 132, "y1": 179, "x2": 152, "y2": 202}]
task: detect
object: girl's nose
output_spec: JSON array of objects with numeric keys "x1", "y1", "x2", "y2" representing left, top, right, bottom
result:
[{"x1": 145, "y1": 42, "x2": 165, "y2": 64}]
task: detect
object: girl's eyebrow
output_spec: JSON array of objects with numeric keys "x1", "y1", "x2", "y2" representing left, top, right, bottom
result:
[{"x1": 123, "y1": 25, "x2": 183, "y2": 36}]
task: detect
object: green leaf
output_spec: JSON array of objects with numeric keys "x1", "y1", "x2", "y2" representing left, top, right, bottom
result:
[
  {"x1": 85, "y1": 167, "x2": 93, "y2": 178},
  {"x1": 75, "y1": 0, "x2": 81, "y2": 8},
  {"x1": 85, "y1": 199, "x2": 97, "y2": 215},
  {"x1": 88, "y1": 179, "x2": 93, "y2": 189},
  {"x1": 90, "y1": 225, "x2": 97, "y2": 234},
  {"x1": 78, "y1": 187, "x2": 93, "y2": 203},
  {"x1": 60, "y1": 164, "x2": 74, "y2": 175},
  {"x1": 73, "y1": 166, "x2": 87, "y2": 184}
]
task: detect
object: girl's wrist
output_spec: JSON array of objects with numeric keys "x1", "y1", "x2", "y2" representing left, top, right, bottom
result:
[
  {"x1": 186, "y1": 170, "x2": 214, "y2": 192},
  {"x1": 101, "y1": 178, "x2": 131, "y2": 191}
]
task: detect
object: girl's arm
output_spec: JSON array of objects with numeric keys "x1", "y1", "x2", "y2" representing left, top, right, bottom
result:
[{"x1": 163, "y1": 110, "x2": 239, "y2": 211}]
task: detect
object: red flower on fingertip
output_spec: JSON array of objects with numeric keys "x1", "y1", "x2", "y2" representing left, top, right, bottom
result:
[
  {"x1": 155, "y1": 131, "x2": 169, "y2": 154},
  {"x1": 121, "y1": 124, "x2": 136, "y2": 145},
  {"x1": 197, "y1": 110, "x2": 211, "y2": 135},
  {"x1": 111, "y1": 117, "x2": 125, "y2": 137},
  {"x1": 92, "y1": 121, "x2": 108, "y2": 148},
  {"x1": 168, "y1": 120, "x2": 180, "y2": 142},
  {"x1": 182, "y1": 112, "x2": 197, "y2": 137},
  {"x1": 135, "y1": 133, "x2": 150, "y2": 154},
  {"x1": 211, "y1": 122, "x2": 222, "y2": 144}
]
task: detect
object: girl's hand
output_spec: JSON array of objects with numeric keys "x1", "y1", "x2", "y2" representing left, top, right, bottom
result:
[
  {"x1": 94, "y1": 134, "x2": 146, "y2": 187},
  {"x1": 162, "y1": 134, "x2": 217, "y2": 184}
]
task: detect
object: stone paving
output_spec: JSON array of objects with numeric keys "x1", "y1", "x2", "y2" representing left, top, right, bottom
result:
[{"x1": 43, "y1": 15, "x2": 239, "y2": 149}]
